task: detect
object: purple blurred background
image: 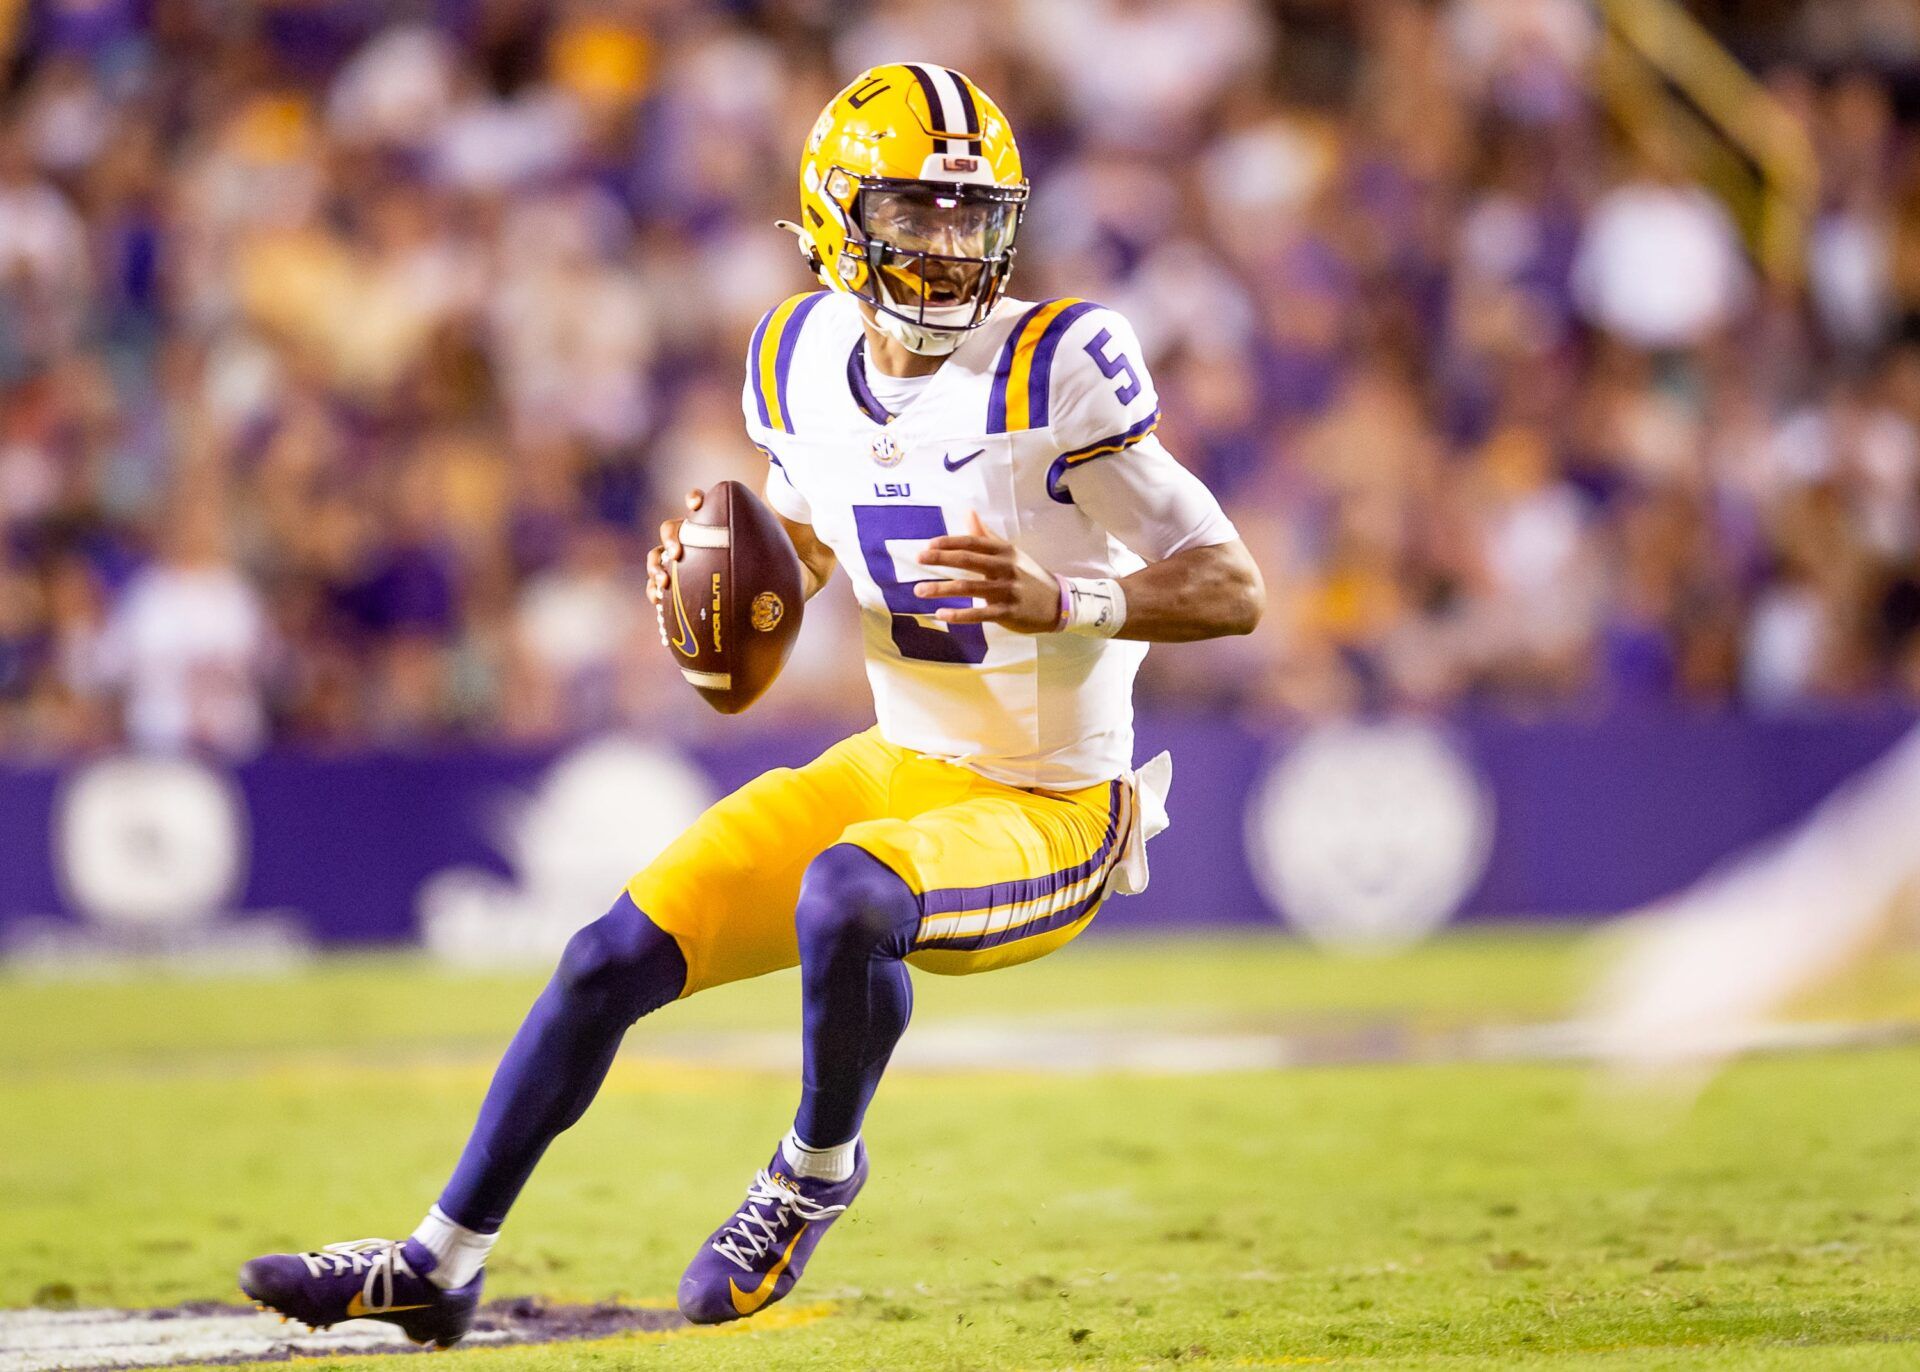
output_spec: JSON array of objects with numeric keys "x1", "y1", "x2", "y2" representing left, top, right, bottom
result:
[{"x1": 5, "y1": 0, "x2": 1920, "y2": 948}]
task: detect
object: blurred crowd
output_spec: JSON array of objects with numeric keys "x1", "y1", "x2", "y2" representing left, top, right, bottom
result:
[{"x1": 6, "y1": 0, "x2": 1920, "y2": 757}]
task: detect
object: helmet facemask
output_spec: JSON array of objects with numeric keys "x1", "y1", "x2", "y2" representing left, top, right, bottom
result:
[{"x1": 835, "y1": 176, "x2": 1026, "y2": 355}]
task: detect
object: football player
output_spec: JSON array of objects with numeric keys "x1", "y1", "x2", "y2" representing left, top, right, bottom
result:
[{"x1": 239, "y1": 63, "x2": 1263, "y2": 1344}]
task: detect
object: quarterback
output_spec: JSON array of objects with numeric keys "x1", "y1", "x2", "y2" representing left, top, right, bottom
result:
[{"x1": 239, "y1": 63, "x2": 1263, "y2": 1345}]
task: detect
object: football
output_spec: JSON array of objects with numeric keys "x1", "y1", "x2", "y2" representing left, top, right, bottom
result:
[{"x1": 664, "y1": 479, "x2": 806, "y2": 714}]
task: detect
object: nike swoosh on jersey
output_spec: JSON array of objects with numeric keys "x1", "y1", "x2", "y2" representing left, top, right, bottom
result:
[
  {"x1": 942, "y1": 448, "x2": 985, "y2": 472},
  {"x1": 728, "y1": 1223, "x2": 809, "y2": 1315},
  {"x1": 345, "y1": 1293, "x2": 432, "y2": 1319}
]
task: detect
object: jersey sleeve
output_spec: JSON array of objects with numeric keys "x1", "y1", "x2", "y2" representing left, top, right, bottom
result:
[
  {"x1": 741, "y1": 295, "x2": 820, "y2": 524},
  {"x1": 1045, "y1": 305, "x2": 1163, "y2": 470},
  {"x1": 1064, "y1": 433, "x2": 1239, "y2": 561}
]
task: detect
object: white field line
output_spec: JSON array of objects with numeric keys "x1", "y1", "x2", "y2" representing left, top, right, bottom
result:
[
  {"x1": 631, "y1": 1017, "x2": 1920, "y2": 1075},
  {"x1": 10, "y1": 1018, "x2": 1916, "y2": 1087},
  {"x1": 0, "y1": 1306, "x2": 507, "y2": 1372}
]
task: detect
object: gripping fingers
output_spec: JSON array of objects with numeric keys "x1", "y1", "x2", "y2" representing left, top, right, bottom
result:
[
  {"x1": 919, "y1": 535, "x2": 1004, "y2": 559},
  {"x1": 936, "y1": 603, "x2": 1009, "y2": 624},
  {"x1": 916, "y1": 548, "x2": 1005, "y2": 575},
  {"x1": 655, "y1": 490, "x2": 704, "y2": 567},
  {"x1": 915, "y1": 578, "x2": 1009, "y2": 601}
]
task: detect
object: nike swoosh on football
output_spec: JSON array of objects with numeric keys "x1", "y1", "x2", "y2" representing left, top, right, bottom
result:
[
  {"x1": 728, "y1": 1223, "x2": 809, "y2": 1315},
  {"x1": 345, "y1": 1293, "x2": 433, "y2": 1318},
  {"x1": 943, "y1": 448, "x2": 985, "y2": 472}
]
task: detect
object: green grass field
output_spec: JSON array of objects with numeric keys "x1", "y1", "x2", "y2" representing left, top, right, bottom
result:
[{"x1": 6, "y1": 929, "x2": 1920, "y2": 1370}]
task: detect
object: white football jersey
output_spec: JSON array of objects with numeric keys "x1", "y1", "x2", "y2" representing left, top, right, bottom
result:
[{"x1": 742, "y1": 290, "x2": 1208, "y2": 790}]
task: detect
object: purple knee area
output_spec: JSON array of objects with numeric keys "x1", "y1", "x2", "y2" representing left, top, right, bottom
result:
[
  {"x1": 795, "y1": 844, "x2": 919, "y2": 963},
  {"x1": 793, "y1": 845, "x2": 919, "y2": 1149},
  {"x1": 556, "y1": 892, "x2": 689, "y2": 1020}
]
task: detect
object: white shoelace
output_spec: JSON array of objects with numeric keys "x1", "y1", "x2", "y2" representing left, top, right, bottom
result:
[
  {"x1": 708, "y1": 1171, "x2": 848, "y2": 1272},
  {"x1": 295, "y1": 1238, "x2": 417, "y2": 1312}
]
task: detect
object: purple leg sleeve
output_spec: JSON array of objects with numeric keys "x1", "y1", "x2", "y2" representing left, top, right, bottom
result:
[
  {"x1": 437, "y1": 892, "x2": 687, "y2": 1231},
  {"x1": 792, "y1": 844, "x2": 920, "y2": 1148}
]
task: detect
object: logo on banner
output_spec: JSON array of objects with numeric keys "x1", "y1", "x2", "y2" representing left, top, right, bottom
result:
[
  {"x1": 416, "y1": 736, "x2": 714, "y2": 967},
  {"x1": 1245, "y1": 721, "x2": 1494, "y2": 950},
  {"x1": 2, "y1": 754, "x2": 307, "y2": 974}
]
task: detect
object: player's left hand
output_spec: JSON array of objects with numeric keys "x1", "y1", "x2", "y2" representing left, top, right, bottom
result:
[{"x1": 915, "y1": 511, "x2": 1062, "y2": 634}]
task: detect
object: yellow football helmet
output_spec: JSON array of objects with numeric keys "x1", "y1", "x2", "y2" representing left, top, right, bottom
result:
[{"x1": 790, "y1": 63, "x2": 1027, "y2": 355}]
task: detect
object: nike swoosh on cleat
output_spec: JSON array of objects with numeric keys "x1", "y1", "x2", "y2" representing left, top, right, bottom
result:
[
  {"x1": 345, "y1": 1293, "x2": 433, "y2": 1319},
  {"x1": 728, "y1": 1223, "x2": 809, "y2": 1316},
  {"x1": 943, "y1": 448, "x2": 984, "y2": 472}
]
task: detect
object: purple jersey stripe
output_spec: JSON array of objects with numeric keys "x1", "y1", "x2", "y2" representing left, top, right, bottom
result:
[
  {"x1": 1059, "y1": 407, "x2": 1161, "y2": 463},
  {"x1": 846, "y1": 338, "x2": 893, "y2": 424},
  {"x1": 746, "y1": 309, "x2": 774, "y2": 429},
  {"x1": 771, "y1": 292, "x2": 826, "y2": 432},
  {"x1": 987, "y1": 301, "x2": 1049, "y2": 433},
  {"x1": 917, "y1": 780, "x2": 1123, "y2": 918},
  {"x1": 1026, "y1": 300, "x2": 1100, "y2": 429}
]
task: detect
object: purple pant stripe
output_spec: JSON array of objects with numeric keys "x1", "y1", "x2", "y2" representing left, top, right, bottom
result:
[
  {"x1": 916, "y1": 780, "x2": 1123, "y2": 918},
  {"x1": 912, "y1": 788, "x2": 1130, "y2": 952}
]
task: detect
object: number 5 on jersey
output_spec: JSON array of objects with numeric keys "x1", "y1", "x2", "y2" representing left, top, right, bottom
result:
[{"x1": 853, "y1": 505, "x2": 990, "y2": 665}]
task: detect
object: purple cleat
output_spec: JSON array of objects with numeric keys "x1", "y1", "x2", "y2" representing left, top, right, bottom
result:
[
  {"x1": 677, "y1": 1142, "x2": 868, "y2": 1324},
  {"x1": 238, "y1": 1237, "x2": 481, "y2": 1347}
]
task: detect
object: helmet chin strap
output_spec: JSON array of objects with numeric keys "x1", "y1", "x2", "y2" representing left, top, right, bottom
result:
[
  {"x1": 870, "y1": 279, "x2": 973, "y2": 356},
  {"x1": 873, "y1": 309, "x2": 966, "y2": 357}
]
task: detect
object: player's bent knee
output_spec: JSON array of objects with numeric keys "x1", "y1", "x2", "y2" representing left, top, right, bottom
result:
[
  {"x1": 554, "y1": 892, "x2": 689, "y2": 1020},
  {"x1": 795, "y1": 843, "x2": 918, "y2": 959}
]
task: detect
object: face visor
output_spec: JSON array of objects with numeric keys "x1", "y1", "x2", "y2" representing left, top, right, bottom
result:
[{"x1": 847, "y1": 177, "x2": 1026, "y2": 333}]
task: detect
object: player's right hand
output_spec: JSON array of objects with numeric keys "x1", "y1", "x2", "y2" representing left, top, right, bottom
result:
[
  {"x1": 648, "y1": 488, "x2": 704, "y2": 642},
  {"x1": 647, "y1": 488, "x2": 705, "y2": 603}
]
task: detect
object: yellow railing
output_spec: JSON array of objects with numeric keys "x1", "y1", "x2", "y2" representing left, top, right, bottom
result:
[{"x1": 1594, "y1": 0, "x2": 1818, "y2": 283}]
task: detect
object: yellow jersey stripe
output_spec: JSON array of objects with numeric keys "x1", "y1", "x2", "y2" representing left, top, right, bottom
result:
[
  {"x1": 1002, "y1": 297, "x2": 1084, "y2": 432},
  {"x1": 754, "y1": 292, "x2": 814, "y2": 433}
]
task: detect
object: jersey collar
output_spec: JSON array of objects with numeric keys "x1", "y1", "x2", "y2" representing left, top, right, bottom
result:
[{"x1": 846, "y1": 337, "x2": 896, "y2": 425}]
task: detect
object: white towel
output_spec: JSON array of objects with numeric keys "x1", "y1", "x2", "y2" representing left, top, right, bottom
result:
[{"x1": 1110, "y1": 750, "x2": 1172, "y2": 896}]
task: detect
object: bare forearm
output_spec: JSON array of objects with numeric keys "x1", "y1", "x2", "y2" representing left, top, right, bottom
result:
[
  {"x1": 776, "y1": 511, "x2": 836, "y2": 599},
  {"x1": 1112, "y1": 539, "x2": 1264, "y2": 642}
]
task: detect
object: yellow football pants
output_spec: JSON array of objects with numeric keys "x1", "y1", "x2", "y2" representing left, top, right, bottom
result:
[{"x1": 628, "y1": 727, "x2": 1131, "y2": 996}]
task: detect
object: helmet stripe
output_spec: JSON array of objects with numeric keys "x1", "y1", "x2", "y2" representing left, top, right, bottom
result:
[
  {"x1": 926, "y1": 66, "x2": 970, "y2": 149},
  {"x1": 947, "y1": 71, "x2": 984, "y2": 154},
  {"x1": 902, "y1": 63, "x2": 953, "y2": 153}
]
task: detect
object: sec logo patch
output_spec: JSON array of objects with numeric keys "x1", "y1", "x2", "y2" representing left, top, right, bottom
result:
[
  {"x1": 751, "y1": 591, "x2": 785, "y2": 632},
  {"x1": 870, "y1": 432, "x2": 903, "y2": 467}
]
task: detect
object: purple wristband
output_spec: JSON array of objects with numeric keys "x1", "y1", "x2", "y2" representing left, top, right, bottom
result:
[{"x1": 1054, "y1": 574, "x2": 1072, "y2": 632}]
